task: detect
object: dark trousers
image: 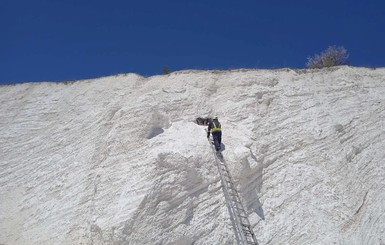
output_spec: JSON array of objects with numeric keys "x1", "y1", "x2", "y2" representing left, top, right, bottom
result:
[{"x1": 212, "y1": 131, "x2": 222, "y2": 151}]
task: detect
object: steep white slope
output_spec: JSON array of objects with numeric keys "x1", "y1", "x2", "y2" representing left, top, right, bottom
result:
[{"x1": 1, "y1": 67, "x2": 385, "y2": 244}]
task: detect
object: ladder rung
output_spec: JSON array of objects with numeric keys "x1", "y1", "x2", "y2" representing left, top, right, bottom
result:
[
  {"x1": 235, "y1": 209, "x2": 245, "y2": 214},
  {"x1": 231, "y1": 198, "x2": 241, "y2": 204},
  {"x1": 236, "y1": 209, "x2": 247, "y2": 216},
  {"x1": 231, "y1": 198, "x2": 240, "y2": 203},
  {"x1": 231, "y1": 199, "x2": 243, "y2": 207},
  {"x1": 212, "y1": 148, "x2": 258, "y2": 245},
  {"x1": 225, "y1": 180, "x2": 234, "y2": 185},
  {"x1": 242, "y1": 229, "x2": 252, "y2": 234},
  {"x1": 226, "y1": 183, "x2": 233, "y2": 188}
]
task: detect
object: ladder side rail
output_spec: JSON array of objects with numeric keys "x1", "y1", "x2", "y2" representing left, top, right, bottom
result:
[
  {"x1": 208, "y1": 139, "x2": 249, "y2": 244},
  {"x1": 206, "y1": 132, "x2": 258, "y2": 244},
  {"x1": 211, "y1": 146, "x2": 248, "y2": 244}
]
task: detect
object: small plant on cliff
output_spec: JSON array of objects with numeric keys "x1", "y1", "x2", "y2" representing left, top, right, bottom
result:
[
  {"x1": 162, "y1": 66, "x2": 171, "y2": 75},
  {"x1": 307, "y1": 46, "x2": 349, "y2": 69}
]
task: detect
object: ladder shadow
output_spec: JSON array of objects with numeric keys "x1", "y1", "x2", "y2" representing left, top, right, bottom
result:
[
  {"x1": 252, "y1": 195, "x2": 265, "y2": 220},
  {"x1": 241, "y1": 151, "x2": 265, "y2": 220}
]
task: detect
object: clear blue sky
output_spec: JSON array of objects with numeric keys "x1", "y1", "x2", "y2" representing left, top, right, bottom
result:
[{"x1": 1, "y1": 0, "x2": 384, "y2": 84}]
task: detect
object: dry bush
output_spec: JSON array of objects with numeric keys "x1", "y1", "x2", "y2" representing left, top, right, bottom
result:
[{"x1": 307, "y1": 46, "x2": 349, "y2": 68}]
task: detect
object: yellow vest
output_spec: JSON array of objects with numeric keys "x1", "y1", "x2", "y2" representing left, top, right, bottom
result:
[{"x1": 211, "y1": 121, "x2": 221, "y2": 132}]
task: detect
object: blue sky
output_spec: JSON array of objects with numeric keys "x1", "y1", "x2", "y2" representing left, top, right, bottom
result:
[{"x1": 1, "y1": 0, "x2": 384, "y2": 84}]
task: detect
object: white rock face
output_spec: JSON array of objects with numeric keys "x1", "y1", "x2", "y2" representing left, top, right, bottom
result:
[{"x1": 1, "y1": 66, "x2": 385, "y2": 245}]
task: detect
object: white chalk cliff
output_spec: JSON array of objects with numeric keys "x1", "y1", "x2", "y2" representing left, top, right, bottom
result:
[{"x1": 1, "y1": 66, "x2": 385, "y2": 244}]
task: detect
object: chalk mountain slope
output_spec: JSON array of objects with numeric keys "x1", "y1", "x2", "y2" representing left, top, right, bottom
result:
[{"x1": 1, "y1": 66, "x2": 385, "y2": 244}]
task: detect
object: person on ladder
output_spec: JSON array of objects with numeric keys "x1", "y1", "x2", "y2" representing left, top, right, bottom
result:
[{"x1": 207, "y1": 116, "x2": 222, "y2": 152}]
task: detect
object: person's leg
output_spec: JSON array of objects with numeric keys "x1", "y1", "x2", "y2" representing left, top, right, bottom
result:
[
  {"x1": 218, "y1": 131, "x2": 222, "y2": 147},
  {"x1": 213, "y1": 133, "x2": 220, "y2": 151}
]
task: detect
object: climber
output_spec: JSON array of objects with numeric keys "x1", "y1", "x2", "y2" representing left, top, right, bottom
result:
[{"x1": 207, "y1": 116, "x2": 222, "y2": 151}]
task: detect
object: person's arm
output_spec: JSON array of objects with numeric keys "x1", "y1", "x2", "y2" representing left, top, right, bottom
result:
[{"x1": 207, "y1": 123, "x2": 212, "y2": 138}]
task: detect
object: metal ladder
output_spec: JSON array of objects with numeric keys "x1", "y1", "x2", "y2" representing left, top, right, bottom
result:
[{"x1": 208, "y1": 137, "x2": 258, "y2": 245}]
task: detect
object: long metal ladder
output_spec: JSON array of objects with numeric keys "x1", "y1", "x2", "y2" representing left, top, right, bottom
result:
[{"x1": 208, "y1": 137, "x2": 258, "y2": 245}]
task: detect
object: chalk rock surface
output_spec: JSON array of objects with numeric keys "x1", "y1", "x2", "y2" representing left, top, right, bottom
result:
[{"x1": 1, "y1": 66, "x2": 385, "y2": 244}]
